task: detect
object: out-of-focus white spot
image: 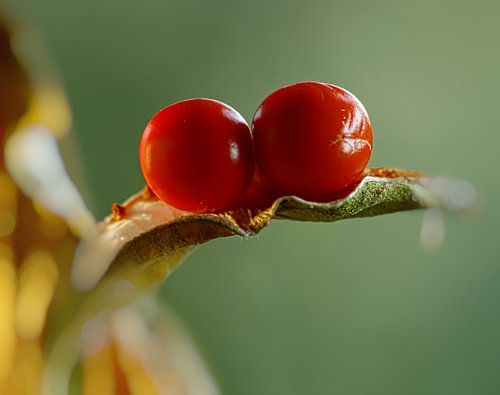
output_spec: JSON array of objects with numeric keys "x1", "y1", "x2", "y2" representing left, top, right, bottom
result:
[
  {"x1": 419, "y1": 208, "x2": 446, "y2": 252},
  {"x1": 112, "y1": 279, "x2": 135, "y2": 302},
  {"x1": 81, "y1": 316, "x2": 110, "y2": 357},
  {"x1": 5, "y1": 126, "x2": 96, "y2": 239},
  {"x1": 412, "y1": 176, "x2": 478, "y2": 213},
  {"x1": 422, "y1": 177, "x2": 477, "y2": 210}
]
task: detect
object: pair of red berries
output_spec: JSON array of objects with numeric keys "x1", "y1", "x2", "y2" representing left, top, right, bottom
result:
[{"x1": 139, "y1": 81, "x2": 373, "y2": 213}]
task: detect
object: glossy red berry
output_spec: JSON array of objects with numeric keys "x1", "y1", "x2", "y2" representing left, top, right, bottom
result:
[
  {"x1": 252, "y1": 82, "x2": 373, "y2": 199},
  {"x1": 140, "y1": 99, "x2": 254, "y2": 212},
  {"x1": 229, "y1": 168, "x2": 278, "y2": 209}
]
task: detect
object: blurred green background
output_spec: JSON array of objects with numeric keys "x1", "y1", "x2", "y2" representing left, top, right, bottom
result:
[{"x1": 15, "y1": 0, "x2": 500, "y2": 393}]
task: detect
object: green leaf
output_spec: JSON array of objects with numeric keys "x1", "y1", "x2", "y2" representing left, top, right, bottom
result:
[{"x1": 72, "y1": 168, "x2": 477, "y2": 292}]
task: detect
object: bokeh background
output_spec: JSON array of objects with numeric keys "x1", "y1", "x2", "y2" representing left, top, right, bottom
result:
[{"x1": 13, "y1": 0, "x2": 500, "y2": 393}]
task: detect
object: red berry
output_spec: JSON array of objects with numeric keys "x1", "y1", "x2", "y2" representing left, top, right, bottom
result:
[
  {"x1": 229, "y1": 168, "x2": 278, "y2": 209},
  {"x1": 140, "y1": 99, "x2": 254, "y2": 212},
  {"x1": 252, "y1": 82, "x2": 373, "y2": 199}
]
